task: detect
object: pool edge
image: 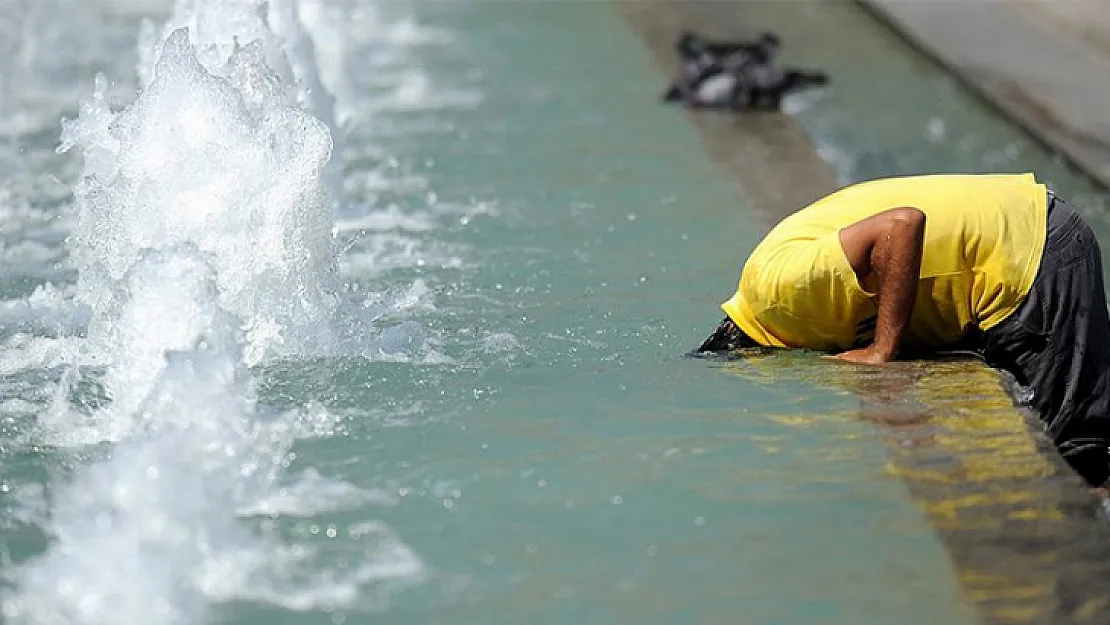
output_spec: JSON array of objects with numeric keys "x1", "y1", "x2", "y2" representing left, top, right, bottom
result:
[{"x1": 856, "y1": 0, "x2": 1110, "y2": 191}]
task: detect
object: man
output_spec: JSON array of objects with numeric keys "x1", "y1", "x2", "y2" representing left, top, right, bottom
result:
[{"x1": 698, "y1": 173, "x2": 1110, "y2": 493}]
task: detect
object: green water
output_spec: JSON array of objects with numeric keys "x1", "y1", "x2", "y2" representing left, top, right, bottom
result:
[
  {"x1": 321, "y1": 2, "x2": 1110, "y2": 623},
  {"x1": 281, "y1": 2, "x2": 1003, "y2": 623},
  {"x1": 6, "y1": 0, "x2": 1110, "y2": 623}
]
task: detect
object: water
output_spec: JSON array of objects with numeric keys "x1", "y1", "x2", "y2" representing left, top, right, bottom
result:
[{"x1": 0, "y1": 0, "x2": 1109, "y2": 624}]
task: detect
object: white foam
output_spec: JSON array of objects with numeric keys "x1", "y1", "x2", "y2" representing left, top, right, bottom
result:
[
  {"x1": 137, "y1": 0, "x2": 336, "y2": 133},
  {"x1": 298, "y1": 0, "x2": 355, "y2": 126},
  {"x1": 481, "y1": 332, "x2": 522, "y2": 355},
  {"x1": 238, "y1": 467, "x2": 399, "y2": 517},
  {"x1": 0, "y1": 285, "x2": 85, "y2": 338},
  {"x1": 335, "y1": 205, "x2": 439, "y2": 234},
  {"x1": 8, "y1": 249, "x2": 424, "y2": 625},
  {"x1": 198, "y1": 532, "x2": 424, "y2": 612},
  {"x1": 64, "y1": 29, "x2": 341, "y2": 366},
  {"x1": 0, "y1": 334, "x2": 81, "y2": 377},
  {"x1": 5, "y1": 1, "x2": 428, "y2": 621},
  {"x1": 339, "y1": 235, "x2": 466, "y2": 279}
]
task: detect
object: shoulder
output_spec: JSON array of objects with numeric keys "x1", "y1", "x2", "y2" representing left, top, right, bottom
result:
[{"x1": 744, "y1": 233, "x2": 848, "y2": 299}]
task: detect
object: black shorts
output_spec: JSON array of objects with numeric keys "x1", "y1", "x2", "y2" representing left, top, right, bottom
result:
[{"x1": 982, "y1": 193, "x2": 1110, "y2": 487}]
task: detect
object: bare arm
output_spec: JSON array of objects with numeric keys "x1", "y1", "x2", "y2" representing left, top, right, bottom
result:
[{"x1": 832, "y1": 207, "x2": 926, "y2": 364}]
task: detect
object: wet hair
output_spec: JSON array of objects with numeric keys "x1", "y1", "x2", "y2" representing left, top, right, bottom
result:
[{"x1": 696, "y1": 316, "x2": 758, "y2": 353}]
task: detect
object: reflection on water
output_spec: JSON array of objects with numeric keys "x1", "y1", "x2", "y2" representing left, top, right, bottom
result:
[{"x1": 719, "y1": 353, "x2": 1110, "y2": 624}]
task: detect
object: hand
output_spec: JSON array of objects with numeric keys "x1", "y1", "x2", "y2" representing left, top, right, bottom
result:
[{"x1": 827, "y1": 346, "x2": 894, "y2": 365}]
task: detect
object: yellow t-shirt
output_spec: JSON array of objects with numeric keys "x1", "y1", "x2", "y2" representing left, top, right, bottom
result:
[{"x1": 721, "y1": 173, "x2": 1048, "y2": 352}]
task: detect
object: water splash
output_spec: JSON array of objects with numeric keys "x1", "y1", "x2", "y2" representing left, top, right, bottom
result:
[
  {"x1": 5, "y1": 247, "x2": 423, "y2": 625},
  {"x1": 63, "y1": 28, "x2": 340, "y2": 367},
  {"x1": 137, "y1": 0, "x2": 337, "y2": 134},
  {"x1": 4, "y1": 0, "x2": 426, "y2": 621},
  {"x1": 298, "y1": 0, "x2": 354, "y2": 127},
  {"x1": 137, "y1": 0, "x2": 344, "y2": 197}
]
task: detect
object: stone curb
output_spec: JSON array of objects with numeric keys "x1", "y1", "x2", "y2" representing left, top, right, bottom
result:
[{"x1": 857, "y1": 0, "x2": 1110, "y2": 190}]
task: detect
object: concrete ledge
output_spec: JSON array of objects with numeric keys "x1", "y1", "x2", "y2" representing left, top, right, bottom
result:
[{"x1": 859, "y1": 0, "x2": 1110, "y2": 190}]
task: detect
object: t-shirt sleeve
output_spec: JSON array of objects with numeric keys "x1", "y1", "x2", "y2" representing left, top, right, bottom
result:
[
  {"x1": 761, "y1": 232, "x2": 873, "y2": 319},
  {"x1": 747, "y1": 232, "x2": 875, "y2": 351}
]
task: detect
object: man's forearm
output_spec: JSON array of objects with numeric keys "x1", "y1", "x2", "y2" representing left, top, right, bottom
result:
[
  {"x1": 869, "y1": 212, "x2": 925, "y2": 359},
  {"x1": 833, "y1": 207, "x2": 927, "y2": 365}
]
